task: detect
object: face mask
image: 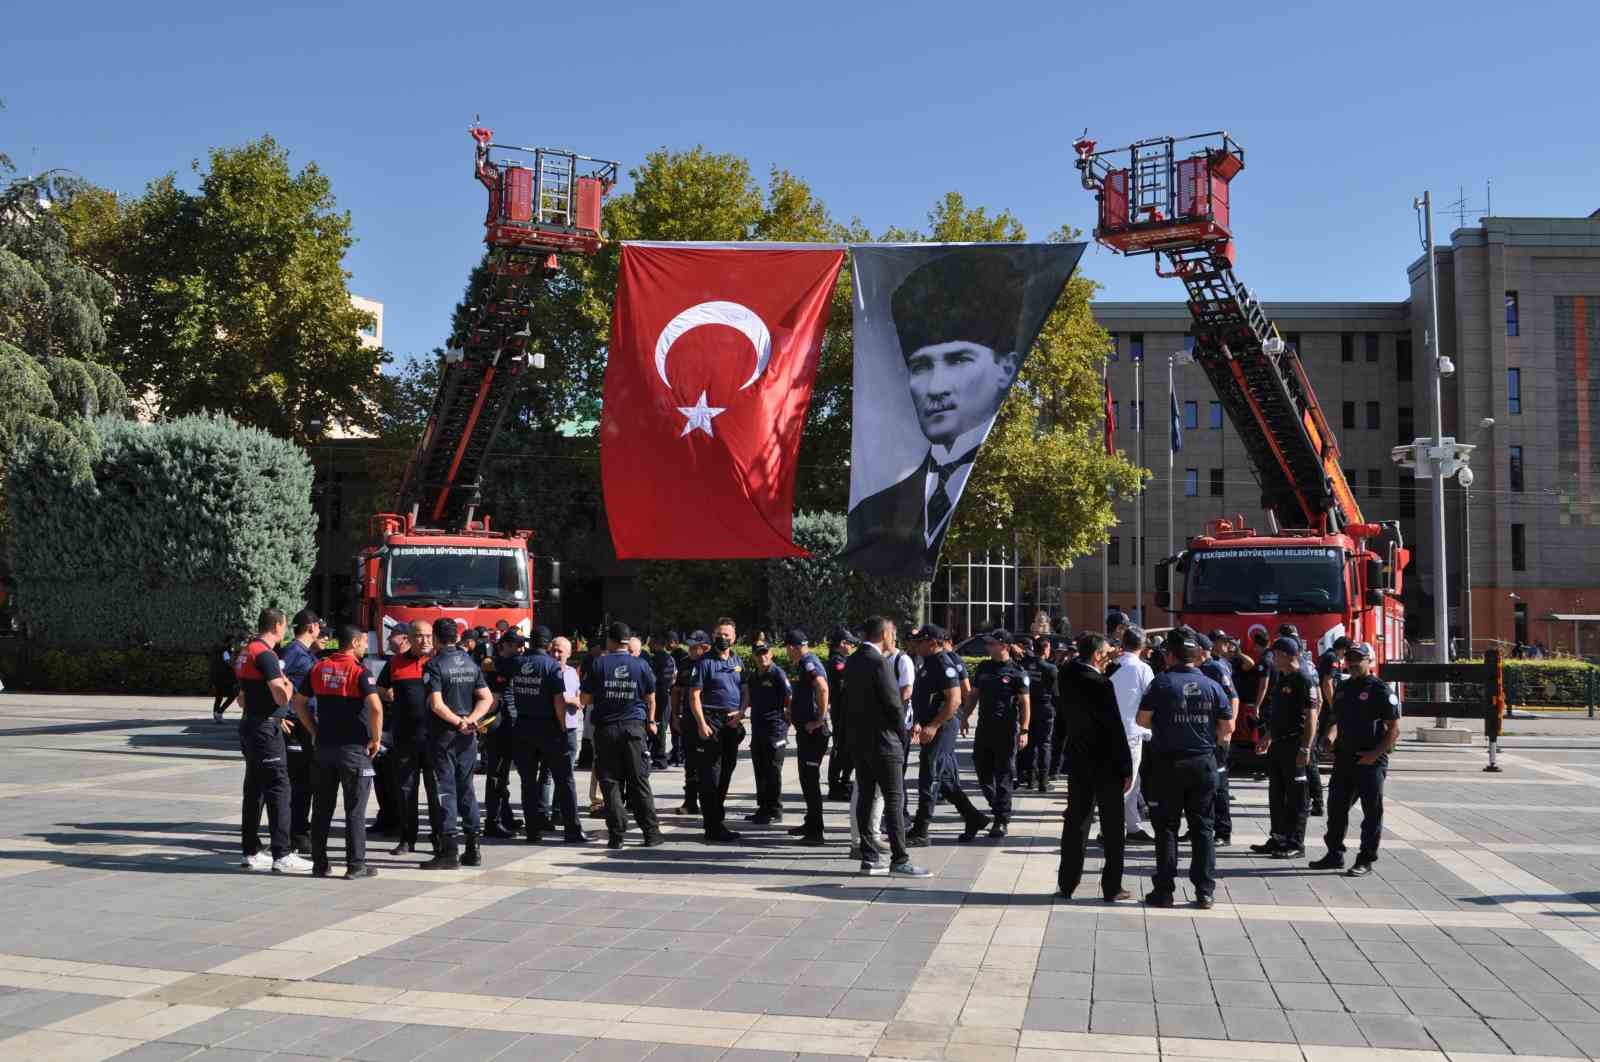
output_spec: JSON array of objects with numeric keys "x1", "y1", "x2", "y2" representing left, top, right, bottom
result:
[{"x1": 712, "y1": 636, "x2": 731, "y2": 652}]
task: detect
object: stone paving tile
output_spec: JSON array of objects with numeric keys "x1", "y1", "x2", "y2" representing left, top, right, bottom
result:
[{"x1": 1486, "y1": 1017, "x2": 1585, "y2": 1057}]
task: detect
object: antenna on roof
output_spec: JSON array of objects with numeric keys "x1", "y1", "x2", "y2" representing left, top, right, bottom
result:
[{"x1": 1443, "y1": 184, "x2": 1490, "y2": 229}]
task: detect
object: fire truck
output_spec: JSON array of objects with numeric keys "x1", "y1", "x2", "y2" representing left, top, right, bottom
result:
[
  {"x1": 1074, "y1": 132, "x2": 1410, "y2": 751},
  {"x1": 357, "y1": 126, "x2": 617, "y2": 650}
]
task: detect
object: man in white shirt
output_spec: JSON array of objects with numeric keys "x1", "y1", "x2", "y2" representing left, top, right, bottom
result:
[
  {"x1": 1109, "y1": 626, "x2": 1155, "y2": 843},
  {"x1": 538, "y1": 636, "x2": 583, "y2": 819}
]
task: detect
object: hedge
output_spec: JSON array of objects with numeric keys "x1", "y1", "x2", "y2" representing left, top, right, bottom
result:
[
  {"x1": 6, "y1": 413, "x2": 316, "y2": 652},
  {"x1": 1504, "y1": 659, "x2": 1598, "y2": 707},
  {"x1": 0, "y1": 642, "x2": 210, "y2": 695}
]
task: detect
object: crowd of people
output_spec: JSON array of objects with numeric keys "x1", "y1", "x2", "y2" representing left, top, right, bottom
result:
[{"x1": 220, "y1": 605, "x2": 1402, "y2": 905}]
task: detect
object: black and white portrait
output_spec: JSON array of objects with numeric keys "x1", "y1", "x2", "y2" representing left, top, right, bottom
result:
[{"x1": 842, "y1": 244, "x2": 1085, "y2": 580}]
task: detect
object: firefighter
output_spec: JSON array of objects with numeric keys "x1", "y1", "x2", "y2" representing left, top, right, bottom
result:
[
  {"x1": 420, "y1": 618, "x2": 493, "y2": 870},
  {"x1": 1020, "y1": 637, "x2": 1059, "y2": 792},
  {"x1": 292, "y1": 625, "x2": 383, "y2": 879},
  {"x1": 511, "y1": 627, "x2": 589, "y2": 844},
  {"x1": 277, "y1": 609, "x2": 323, "y2": 857},
  {"x1": 479, "y1": 632, "x2": 524, "y2": 839},
  {"x1": 377, "y1": 620, "x2": 439, "y2": 856},
  {"x1": 744, "y1": 642, "x2": 792, "y2": 824},
  {"x1": 1252, "y1": 636, "x2": 1320, "y2": 860},
  {"x1": 1310, "y1": 642, "x2": 1400, "y2": 876},
  {"x1": 579, "y1": 621, "x2": 664, "y2": 849},
  {"x1": 907, "y1": 625, "x2": 988, "y2": 845},
  {"x1": 646, "y1": 632, "x2": 678, "y2": 770},
  {"x1": 1196, "y1": 631, "x2": 1240, "y2": 847},
  {"x1": 783, "y1": 630, "x2": 831, "y2": 844},
  {"x1": 962, "y1": 632, "x2": 1030, "y2": 838},
  {"x1": 233, "y1": 608, "x2": 310, "y2": 873},
  {"x1": 826, "y1": 629, "x2": 858, "y2": 800}
]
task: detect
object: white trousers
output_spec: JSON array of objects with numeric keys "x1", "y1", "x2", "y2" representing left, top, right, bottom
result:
[
  {"x1": 1124, "y1": 735, "x2": 1145, "y2": 833},
  {"x1": 848, "y1": 778, "x2": 885, "y2": 847}
]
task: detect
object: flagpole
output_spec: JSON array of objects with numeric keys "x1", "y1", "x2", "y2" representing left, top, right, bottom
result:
[
  {"x1": 1168, "y1": 354, "x2": 1176, "y2": 565},
  {"x1": 1102, "y1": 363, "x2": 1111, "y2": 628},
  {"x1": 1134, "y1": 356, "x2": 1143, "y2": 626}
]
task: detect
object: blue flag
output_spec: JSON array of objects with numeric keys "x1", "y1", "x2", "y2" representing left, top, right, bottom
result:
[{"x1": 1170, "y1": 391, "x2": 1183, "y2": 453}]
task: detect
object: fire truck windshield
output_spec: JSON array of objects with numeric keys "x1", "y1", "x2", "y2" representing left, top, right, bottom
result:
[
  {"x1": 1184, "y1": 546, "x2": 1346, "y2": 614},
  {"x1": 383, "y1": 545, "x2": 528, "y2": 606}
]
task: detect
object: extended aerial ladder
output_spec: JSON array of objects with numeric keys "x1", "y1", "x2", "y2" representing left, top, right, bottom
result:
[
  {"x1": 395, "y1": 126, "x2": 618, "y2": 530},
  {"x1": 358, "y1": 126, "x2": 616, "y2": 644},
  {"x1": 1074, "y1": 132, "x2": 1362, "y2": 534}
]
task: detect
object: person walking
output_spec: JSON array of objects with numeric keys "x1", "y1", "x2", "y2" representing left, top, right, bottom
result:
[
  {"x1": 420, "y1": 619, "x2": 493, "y2": 870},
  {"x1": 580, "y1": 622, "x2": 665, "y2": 849},
  {"x1": 292, "y1": 625, "x2": 383, "y2": 879},
  {"x1": 1056, "y1": 633, "x2": 1133, "y2": 901},
  {"x1": 1138, "y1": 630, "x2": 1233, "y2": 909},
  {"x1": 1309, "y1": 643, "x2": 1400, "y2": 877},
  {"x1": 211, "y1": 636, "x2": 240, "y2": 723},
  {"x1": 907, "y1": 625, "x2": 988, "y2": 846},
  {"x1": 842, "y1": 617, "x2": 930, "y2": 878}
]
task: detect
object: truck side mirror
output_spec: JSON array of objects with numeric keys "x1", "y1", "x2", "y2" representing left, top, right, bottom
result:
[
  {"x1": 1365, "y1": 588, "x2": 1385, "y2": 607},
  {"x1": 1366, "y1": 557, "x2": 1384, "y2": 592}
]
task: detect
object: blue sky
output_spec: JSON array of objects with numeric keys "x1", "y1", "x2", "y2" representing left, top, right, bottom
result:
[{"x1": 7, "y1": 0, "x2": 1598, "y2": 364}]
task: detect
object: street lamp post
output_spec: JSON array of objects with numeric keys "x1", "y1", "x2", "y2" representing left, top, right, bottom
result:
[{"x1": 1459, "y1": 464, "x2": 1474, "y2": 659}]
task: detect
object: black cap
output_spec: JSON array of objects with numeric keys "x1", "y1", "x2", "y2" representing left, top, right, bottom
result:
[
  {"x1": 501, "y1": 631, "x2": 527, "y2": 648},
  {"x1": 828, "y1": 627, "x2": 858, "y2": 646},
  {"x1": 530, "y1": 625, "x2": 552, "y2": 649},
  {"x1": 1345, "y1": 641, "x2": 1374, "y2": 660},
  {"x1": 1193, "y1": 632, "x2": 1213, "y2": 651},
  {"x1": 686, "y1": 629, "x2": 711, "y2": 647},
  {"x1": 783, "y1": 628, "x2": 809, "y2": 647},
  {"x1": 918, "y1": 623, "x2": 948, "y2": 641},
  {"x1": 752, "y1": 642, "x2": 772, "y2": 655},
  {"x1": 991, "y1": 629, "x2": 1012, "y2": 644},
  {"x1": 1333, "y1": 635, "x2": 1352, "y2": 650},
  {"x1": 1166, "y1": 628, "x2": 1192, "y2": 652},
  {"x1": 1207, "y1": 628, "x2": 1233, "y2": 644},
  {"x1": 1106, "y1": 610, "x2": 1130, "y2": 634},
  {"x1": 1272, "y1": 636, "x2": 1302, "y2": 656}
]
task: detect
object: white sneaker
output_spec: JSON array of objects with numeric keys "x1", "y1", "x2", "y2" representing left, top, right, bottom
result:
[
  {"x1": 240, "y1": 852, "x2": 272, "y2": 871},
  {"x1": 272, "y1": 853, "x2": 313, "y2": 874}
]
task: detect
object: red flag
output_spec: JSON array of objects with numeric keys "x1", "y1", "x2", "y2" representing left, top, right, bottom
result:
[
  {"x1": 1103, "y1": 370, "x2": 1117, "y2": 455},
  {"x1": 601, "y1": 244, "x2": 844, "y2": 559}
]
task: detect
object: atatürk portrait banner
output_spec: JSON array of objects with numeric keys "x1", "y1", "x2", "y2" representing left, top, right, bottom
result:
[{"x1": 842, "y1": 243, "x2": 1085, "y2": 580}]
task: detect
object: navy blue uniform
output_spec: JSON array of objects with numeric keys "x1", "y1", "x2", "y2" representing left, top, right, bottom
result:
[
  {"x1": 300, "y1": 652, "x2": 378, "y2": 871},
  {"x1": 509, "y1": 651, "x2": 583, "y2": 839},
  {"x1": 971, "y1": 659, "x2": 1028, "y2": 825},
  {"x1": 1324, "y1": 673, "x2": 1398, "y2": 865},
  {"x1": 377, "y1": 652, "x2": 440, "y2": 850},
  {"x1": 1199, "y1": 657, "x2": 1238, "y2": 840},
  {"x1": 826, "y1": 651, "x2": 854, "y2": 794},
  {"x1": 674, "y1": 655, "x2": 701, "y2": 810},
  {"x1": 687, "y1": 653, "x2": 746, "y2": 837},
  {"x1": 746, "y1": 662, "x2": 791, "y2": 818},
  {"x1": 235, "y1": 637, "x2": 292, "y2": 860},
  {"x1": 279, "y1": 639, "x2": 319, "y2": 850},
  {"x1": 647, "y1": 649, "x2": 678, "y2": 768},
  {"x1": 1263, "y1": 668, "x2": 1319, "y2": 849},
  {"x1": 582, "y1": 652, "x2": 661, "y2": 843},
  {"x1": 480, "y1": 651, "x2": 521, "y2": 835},
  {"x1": 790, "y1": 652, "x2": 830, "y2": 836},
  {"x1": 423, "y1": 647, "x2": 486, "y2": 838},
  {"x1": 911, "y1": 650, "x2": 983, "y2": 832},
  {"x1": 1019, "y1": 654, "x2": 1058, "y2": 790},
  {"x1": 1142, "y1": 666, "x2": 1232, "y2": 899}
]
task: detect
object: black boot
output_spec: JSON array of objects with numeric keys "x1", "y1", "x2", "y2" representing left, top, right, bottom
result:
[
  {"x1": 388, "y1": 840, "x2": 414, "y2": 856},
  {"x1": 420, "y1": 835, "x2": 460, "y2": 870},
  {"x1": 461, "y1": 833, "x2": 482, "y2": 867}
]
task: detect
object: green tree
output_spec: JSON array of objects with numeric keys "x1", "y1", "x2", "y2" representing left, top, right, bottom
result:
[{"x1": 81, "y1": 136, "x2": 385, "y2": 442}]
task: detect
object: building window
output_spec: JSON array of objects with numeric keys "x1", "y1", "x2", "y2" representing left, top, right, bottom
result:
[
  {"x1": 1108, "y1": 332, "x2": 1118, "y2": 362},
  {"x1": 1514, "y1": 602, "x2": 1528, "y2": 644},
  {"x1": 1209, "y1": 401, "x2": 1223, "y2": 429},
  {"x1": 360, "y1": 321, "x2": 378, "y2": 338},
  {"x1": 1184, "y1": 469, "x2": 1199, "y2": 496},
  {"x1": 1130, "y1": 334, "x2": 1144, "y2": 362},
  {"x1": 1511, "y1": 523, "x2": 1526, "y2": 571},
  {"x1": 1340, "y1": 333, "x2": 1353, "y2": 362},
  {"x1": 1506, "y1": 291, "x2": 1519, "y2": 337},
  {"x1": 1509, "y1": 445, "x2": 1524, "y2": 492},
  {"x1": 1400, "y1": 473, "x2": 1418, "y2": 518},
  {"x1": 1365, "y1": 333, "x2": 1380, "y2": 362},
  {"x1": 1210, "y1": 468, "x2": 1224, "y2": 496},
  {"x1": 1108, "y1": 537, "x2": 1120, "y2": 566},
  {"x1": 1397, "y1": 338, "x2": 1413, "y2": 381},
  {"x1": 1342, "y1": 401, "x2": 1356, "y2": 430},
  {"x1": 1367, "y1": 469, "x2": 1382, "y2": 499},
  {"x1": 1508, "y1": 368, "x2": 1521, "y2": 414},
  {"x1": 1366, "y1": 401, "x2": 1381, "y2": 430},
  {"x1": 1183, "y1": 400, "x2": 1198, "y2": 430},
  {"x1": 1398, "y1": 406, "x2": 1415, "y2": 445}
]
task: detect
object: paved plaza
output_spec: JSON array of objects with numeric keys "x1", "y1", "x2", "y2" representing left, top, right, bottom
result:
[{"x1": 0, "y1": 695, "x2": 1597, "y2": 1061}]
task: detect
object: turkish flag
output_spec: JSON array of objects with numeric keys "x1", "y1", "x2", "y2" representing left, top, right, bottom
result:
[{"x1": 601, "y1": 244, "x2": 844, "y2": 559}]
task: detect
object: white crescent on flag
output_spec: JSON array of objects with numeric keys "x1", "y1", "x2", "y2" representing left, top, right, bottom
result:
[{"x1": 654, "y1": 301, "x2": 773, "y2": 392}]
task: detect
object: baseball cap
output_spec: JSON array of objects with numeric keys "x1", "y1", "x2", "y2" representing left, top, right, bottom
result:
[
  {"x1": 1208, "y1": 628, "x2": 1234, "y2": 644},
  {"x1": 752, "y1": 642, "x2": 772, "y2": 655},
  {"x1": 784, "y1": 628, "x2": 809, "y2": 647},
  {"x1": 828, "y1": 627, "x2": 858, "y2": 646},
  {"x1": 918, "y1": 623, "x2": 947, "y2": 641},
  {"x1": 1272, "y1": 636, "x2": 1302, "y2": 656},
  {"x1": 1345, "y1": 641, "x2": 1374, "y2": 659},
  {"x1": 686, "y1": 629, "x2": 711, "y2": 647},
  {"x1": 501, "y1": 631, "x2": 527, "y2": 648},
  {"x1": 1165, "y1": 628, "x2": 1193, "y2": 653},
  {"x1": 1332, "y1": 635, "x2": 1352, "y2": 650},
  {"x1": 530, "y1": 625, "x2": 552, "y2": 648},
  {"x1": 1192, "y1": 632, "x2": 1213, "y2": 652},
  {"x1": 1106, "y1": 610, "x2": 1131, "y2": 633}
]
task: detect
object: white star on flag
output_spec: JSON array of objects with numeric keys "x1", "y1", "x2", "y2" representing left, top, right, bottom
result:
[{"x1": 676, "y1": 391, "x2": 726, "y2": 437}]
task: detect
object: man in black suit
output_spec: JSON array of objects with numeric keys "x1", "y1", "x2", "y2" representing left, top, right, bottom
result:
[
  {"x1": 845, "y1": 253, "x2": 1026, "y2": 579},
  {"x1": 842, "y1": 616, "x2": 931, "y2": 878}
]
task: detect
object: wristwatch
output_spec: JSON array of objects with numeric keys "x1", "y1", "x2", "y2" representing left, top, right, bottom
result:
[{"x1": 1019, "y1": 729, "x2": 1030, "y2": 735}]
